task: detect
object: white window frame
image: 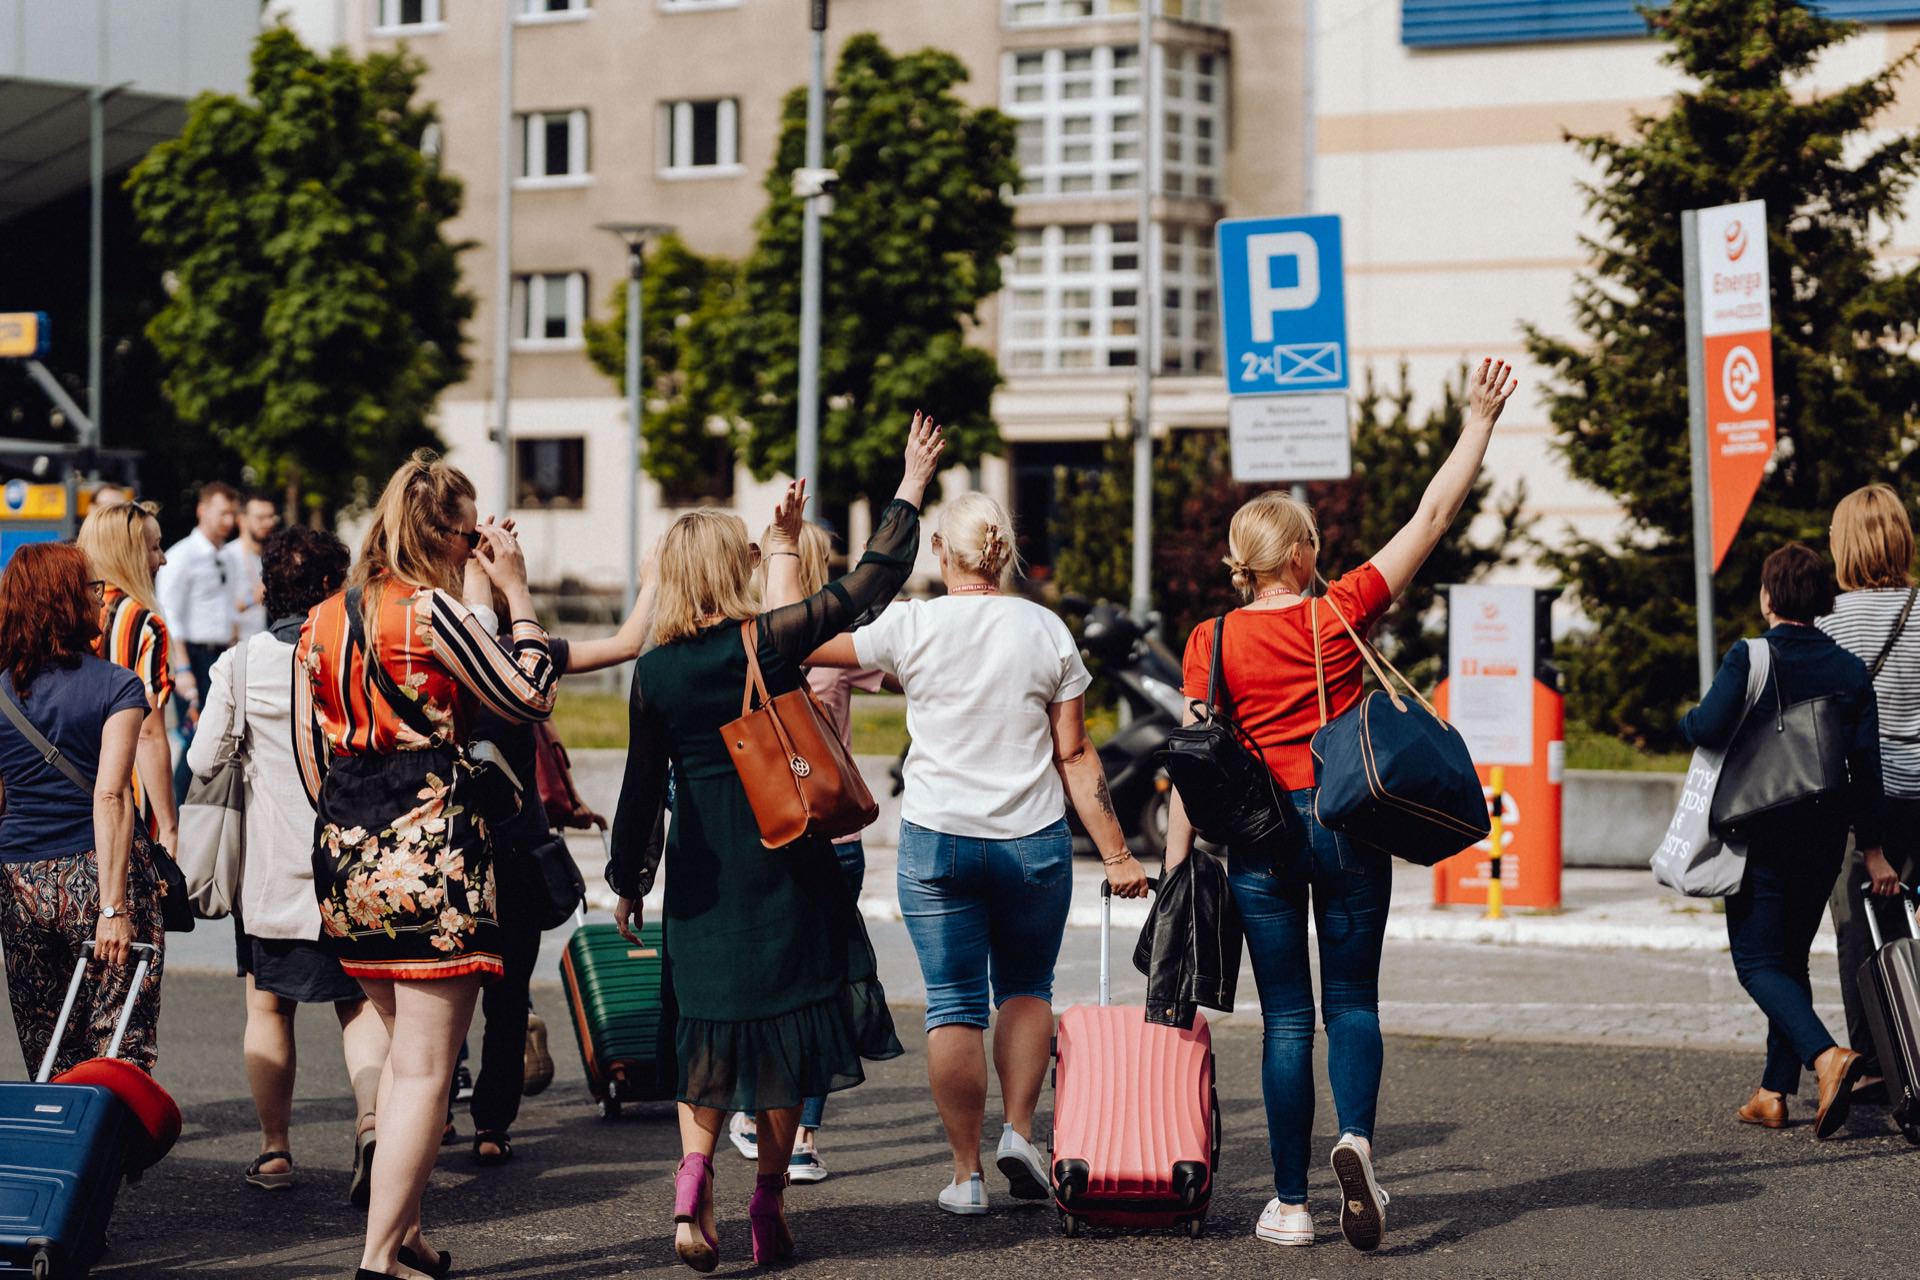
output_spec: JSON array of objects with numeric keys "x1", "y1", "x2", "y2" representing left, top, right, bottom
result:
[
  {"x1": 658, "y1": 0, "x2": 741, "y2": 9},
  {"x1": 1002, "y1": 45, "x2": 1146, "y2": 201},
  {"x1": 374, "y1": 0, "x2": 444, "y2": 35},
  {"x1": 658, "y1": 99, "x2": 742, "y2": 178},
  {"x1": 511, "y1": 435, "x2": 589, "y2": 510},
  {"x1": 511, "y1": 272, "x2": 588, "y2": 349},
  {"x1": 1001, "y1": 219, "x2": 1214, "y2": 375},
  {"x1": 1002, "y1": 0, "x2": 1223, "y2": 26},
  {"x1": 517, "y1": 0, "x2": 591, "y2": 23},
  {"x1": 514, "y1": 110, "x2": 592, "y2": 187}
]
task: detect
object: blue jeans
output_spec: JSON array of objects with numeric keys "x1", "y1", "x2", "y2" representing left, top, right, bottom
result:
[
  {"x1": 897, "y1": 818, "x2": 1073, "y2": 1033},
  {"x1": 1229, "y1": 787, "x2": 1392, "y2": 1204},
  {"x1": 1725, "y1": 818, "x2": 1845, "y2": 1096},
  {"x1": 800, "y1": 839, "x2": 868, "y2": 1131}
]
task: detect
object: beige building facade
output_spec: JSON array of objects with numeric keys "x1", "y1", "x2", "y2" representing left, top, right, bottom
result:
[{"x1": 286, "y1": 0, "x2": 1920, "y2": 591}]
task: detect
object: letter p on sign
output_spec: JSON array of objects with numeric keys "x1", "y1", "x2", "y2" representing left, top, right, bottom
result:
[{"x1": 1246, "y1": 232, "x2": 1320, "y2": 343}]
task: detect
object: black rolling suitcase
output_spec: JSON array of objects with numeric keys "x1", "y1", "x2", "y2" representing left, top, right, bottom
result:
[{"x1": 1856, "y1": 881, "x2": 1920, "y2": 1145}]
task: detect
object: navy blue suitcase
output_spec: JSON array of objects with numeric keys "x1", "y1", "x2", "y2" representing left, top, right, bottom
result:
[{"x1": 0, "y1": 945, "x2": 156, "y2": 1279}]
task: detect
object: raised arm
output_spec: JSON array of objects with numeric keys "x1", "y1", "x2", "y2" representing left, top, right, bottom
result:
[
  {"x1": 765, "y1": 414, "x2": 944, "y2": 665},
  {"x1": 763, "y1": 481, "x2": 809, "y2": 611},
  {"x1": 432, "y1": 525, "x2": 558, "y2": 723},
  {"x1": 1369, "y1": 358, "x2": 1517, "y2": 602}
]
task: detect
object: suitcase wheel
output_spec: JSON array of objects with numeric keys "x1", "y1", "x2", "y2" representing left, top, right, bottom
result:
[
  {"x1": 1902, "y1": 1121, "x2": 1920, "y2": 1147},
  {"x1": 1058, "y1": 1211, "x2": 1083, "y2": 1238},
  {"x1": 598, "y1": 1097, "x2": 623, "y2": 1121},
  {"x1": 31, "y1": 1246, "x2": 54, "y2": 1280},
  {"x1": 1181, "y1": 1214, "x2": 1206, "y2": 1239}
]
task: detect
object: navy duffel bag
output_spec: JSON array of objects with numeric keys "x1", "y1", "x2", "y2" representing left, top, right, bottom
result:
[{"x1": 1307, "y1": 597, "x2": 1489, "y2": 866}]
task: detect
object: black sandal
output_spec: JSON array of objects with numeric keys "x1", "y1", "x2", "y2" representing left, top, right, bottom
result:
[
  {"x1": 245, "y1": 1150, "x2": 295, "y2": 1191},
  {"x1": 472, "y1": 1130, "x2": 513, "y2": 1165},
  {"x1": 397, "y1": 1244, "x2": 452, "y2": 1278}
]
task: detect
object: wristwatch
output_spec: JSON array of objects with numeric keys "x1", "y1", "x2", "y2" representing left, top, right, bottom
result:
[{"x1": 99, "y1": 904, "x2": 122, "y2": 919}]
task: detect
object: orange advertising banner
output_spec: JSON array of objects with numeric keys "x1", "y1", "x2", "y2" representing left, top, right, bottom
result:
[
  {"x1": 1692, "y1": 198, "x2": 1775, "y2": 571},
  {"x1": 1703, "y1": 331, "x2": 1776, "y2": 569}
]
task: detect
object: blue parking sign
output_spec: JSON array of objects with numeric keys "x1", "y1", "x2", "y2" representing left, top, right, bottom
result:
[{"x1": 1216, "y1": 214, "x2": 1348, "y2": 394}]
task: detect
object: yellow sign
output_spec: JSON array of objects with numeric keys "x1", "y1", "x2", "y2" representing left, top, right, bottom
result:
[
  {"x1": 0, "y1": 313, "x2": 49, "y2": 360},
  {"x1": 0, "y1": 483, "x2": 66, "y2": 521}
]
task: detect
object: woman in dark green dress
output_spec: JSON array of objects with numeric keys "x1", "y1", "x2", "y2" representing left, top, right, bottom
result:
[{"x1": 609, "y1": 416, "x2": 945, "y2": 1271}]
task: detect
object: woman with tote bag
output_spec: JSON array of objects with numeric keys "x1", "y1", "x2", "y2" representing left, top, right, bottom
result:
[{"x1": 1680, "y1": 542, "x2": 1884, "y2": 1138}]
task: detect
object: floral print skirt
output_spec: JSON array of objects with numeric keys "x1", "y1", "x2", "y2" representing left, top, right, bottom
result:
[{"x1": 311, "y1": 745, "x2": 503, "y2": 983}]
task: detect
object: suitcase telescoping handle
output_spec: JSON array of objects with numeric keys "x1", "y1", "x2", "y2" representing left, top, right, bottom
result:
[
  {"x1": 1859, "y1": 881, "x2": 1920, "y2": 952},
  {"x1": 1097, "y1": 877, "x2": 1159, "y2": 1009},
  {"x1": 35, "y1": 941, "x2": 157, "y2": 1084}
]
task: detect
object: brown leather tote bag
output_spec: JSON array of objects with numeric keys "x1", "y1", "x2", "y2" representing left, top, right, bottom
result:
[{"x1": 720, "y1": 619, "x2": 879, "y2": 848}]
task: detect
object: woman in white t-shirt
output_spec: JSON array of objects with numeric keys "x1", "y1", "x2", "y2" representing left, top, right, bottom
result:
[{"x1": 807, "y1": 492, "x2": 1149, "y2": 1216}]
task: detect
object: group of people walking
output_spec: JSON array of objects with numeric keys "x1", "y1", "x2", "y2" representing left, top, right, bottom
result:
[{"x1": 0, "y1": 353, "x2": 1914, "y2": 1275}]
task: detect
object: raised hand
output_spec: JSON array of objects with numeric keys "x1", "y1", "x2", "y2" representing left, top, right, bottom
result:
[
  {"x1": 474, "y1": 522, "x2": 529, "y2": 592},
  {"x1": 1467, "y1": 358, "x2": 1520, "y2": 430},
  {"x1": 895, "y1": 410, "x2": 947, "y2": 509},
  {"x1": 767, "y1": 479, "x2": 808, "y2": 553}
]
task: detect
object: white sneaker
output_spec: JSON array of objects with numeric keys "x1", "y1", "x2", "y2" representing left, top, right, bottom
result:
[
  {"x1": 937, "y1": 1173, "x2": 989, "y2": 1216},
  {"x1": 787, "y1": 1140, "x2": 828, "y2": 1184},
  {"x1": 994, "y1": 1126, "x2": 1050, "y2": 1201},
  {"x1": 727, "y1": 1112, "x2": 758, "y2": 1161},
  {"x1": 1255, "y1": 1198, "x2": 1314, "y2": 1246},
  {"x1": 1330, "y1": 1135, "x2": 1389, "y2": 1252}
]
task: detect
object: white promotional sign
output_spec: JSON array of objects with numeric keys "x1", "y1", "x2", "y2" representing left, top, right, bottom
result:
[
  {"x1": 1448, "y1": 584, "x2": 1535, "y2": 767},
  {"x1": 1693, "y1": 199, "x2": 1771, "y2": 337},
  {"x1": 1227, "y1": 392, "x2": 1352, "y2": 484}
]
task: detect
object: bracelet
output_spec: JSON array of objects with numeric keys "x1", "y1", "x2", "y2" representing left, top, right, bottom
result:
[
  {"x1": 767, "y1": 551, "x2": 800, "y2": 560},
  {"x1": 1101, "y1": 851, "x2": 1132, "y2": 866}
]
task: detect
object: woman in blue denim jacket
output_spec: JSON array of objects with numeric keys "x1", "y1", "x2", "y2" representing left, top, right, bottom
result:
[
  {"x1": 807, "y1": 491, "x2": 1149, "y2": 1216},
  {"x1": 1162, "y1": 358, "x2": 1518, "y2": 1254}
]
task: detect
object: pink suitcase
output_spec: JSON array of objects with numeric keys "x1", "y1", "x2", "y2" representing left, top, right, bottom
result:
[{"x1": 1049, "y1": 882, "x2": 1219, "y2": 1237}]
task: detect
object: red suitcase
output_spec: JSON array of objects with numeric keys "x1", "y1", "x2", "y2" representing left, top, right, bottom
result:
[{"x1": 1050, "y1": 883, "x2": 1219, "y2": 1238}]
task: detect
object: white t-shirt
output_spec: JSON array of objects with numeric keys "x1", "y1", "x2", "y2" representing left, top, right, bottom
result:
[{"x1": 854, "y1": 596, "x2": 1092, "y2": 840}]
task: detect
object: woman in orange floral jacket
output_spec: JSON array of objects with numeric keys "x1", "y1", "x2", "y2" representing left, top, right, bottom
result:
[{"x1": 295, "y1": 451, "x2": 556, "y2": 1280}]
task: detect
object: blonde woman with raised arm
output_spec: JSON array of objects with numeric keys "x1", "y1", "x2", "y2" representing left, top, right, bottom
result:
[
  {"x1": 607, "y1": 417, "x2": 943, "y2": 1271},
  {"x1": 1162, "y1": 358, "x2": 1516, "y2": 1253},
  {"x1": 806, "y1": 490, "x2": 1150, "y2": 1217}
]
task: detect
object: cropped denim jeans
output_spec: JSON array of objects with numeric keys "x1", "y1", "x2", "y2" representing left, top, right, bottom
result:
[
  {"x1": 1229, "y1": 787, "x2": 1392, "y2": 1205},
  {"x1": 897, "y1": 818, "x2": 1074, "y2": 1032}
]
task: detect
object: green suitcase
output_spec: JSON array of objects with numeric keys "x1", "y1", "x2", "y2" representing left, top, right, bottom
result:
[{"x1": 559, "y1": 923, "x2": 677, "y2": 1118}]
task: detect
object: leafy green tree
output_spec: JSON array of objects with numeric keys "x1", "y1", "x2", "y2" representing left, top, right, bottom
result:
[
  {"x1": 1525, "y1": 0, "x2": 1920, "y2": 746},
  {"x1": 584, "y1": 236, "x2": 742, "y2": 503},
  {"x1": 126, "y1": 28, "x2": 472, "y2": 516},
  {"x1": 1052, "y1": 364, "x2": 1526, "y2": 677},
  {"x1": 705, "y1": 34, "x2": 1021, "y2": 507}
]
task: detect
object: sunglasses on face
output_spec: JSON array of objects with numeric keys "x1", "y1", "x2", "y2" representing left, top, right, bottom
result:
[
  {"x1": 86, "y1": 579, "x2": 105, "y2": 602},
  {"x1": 457, "y1": 528, "x2": 482, "y2": 550}
]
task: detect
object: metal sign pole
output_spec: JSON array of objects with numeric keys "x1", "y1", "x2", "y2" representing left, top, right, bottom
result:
[
  {"x1": 796, "y1": 0, "x2": 829, "y2": 493},
  {"x1": 492, "y1": 0, "x2": 516, "y2": 517},
  {"x1": 1128, "y1": 0, "x2": 1156, "y2": 622},
  {"x1": 1680, "y1": 209, "x2": 1715, "y2": 697}
]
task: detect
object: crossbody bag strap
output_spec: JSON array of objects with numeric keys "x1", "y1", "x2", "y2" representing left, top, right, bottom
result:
[
  {"x1": 1316, "y1": 589, "x2": 1443, "y2": 721},
  {"x1": 229, "y1": 635, "x2": 249, "y2": 750},
  {"x1": 1312, "y1": 599, "x2": 1329, "y2": 726},
  {"x1": 1869, "y1": 586, "x2": 1919, "y2": 680},
  {"x1": 344, "y1": 587, "x2": 443, "y2": 745},
  {"x1": 0, "y1": 683, "x2": 95, "y2": 797},
  {"x1": 1205, "y1": 614, "x2": 1229, "y2": 718}
]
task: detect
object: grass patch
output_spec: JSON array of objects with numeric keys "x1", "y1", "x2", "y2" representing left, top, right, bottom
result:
[
  {"x1": 1564, "y1": 726, "x2": 1690, "y2": 773},
  {"x1": 553, "y1": 691, "x2": 1123, "y2": 755}
]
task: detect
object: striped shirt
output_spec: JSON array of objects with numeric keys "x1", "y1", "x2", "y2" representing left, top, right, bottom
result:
[
  {"x1": 293, "y1": 582, "x2": 558, "y2": 804},
  {"x1": 1819, "y1": 587, "x2": 1920, "y2": 797},
  {"x1": 95, "y1": 586, "x2": 174, "y2": 825}
]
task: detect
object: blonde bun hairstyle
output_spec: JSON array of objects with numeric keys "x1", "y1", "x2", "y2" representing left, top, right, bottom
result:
[
  {"x1": 937, "y1": 491, "x2": 1021, "y2": 588},
  {"x1": 1225, "y1": 490, "x2": 1319, "y2": 601}
]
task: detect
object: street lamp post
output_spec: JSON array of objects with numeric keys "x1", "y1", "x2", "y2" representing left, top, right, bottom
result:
[
  {"x1": 493, "y1": 0, "x2": 516, "y2": 517},
  {"x1": 1130, "y1": 0, "x2": 1156, "y2": 621},
  {"x1": 87, "y1": 81, "x2": 132, "y2": 458},
  {"x1": 795, "y1": 0, "x2": 830, "y2": 491},
  {"x1": 598, "y1": 222, "x2": 676, "y2": 620}
]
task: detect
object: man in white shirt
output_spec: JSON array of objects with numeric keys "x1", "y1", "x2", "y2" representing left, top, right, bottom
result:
[
  {"x1": 230, "y1": 492, "x2": 279, "y2": 640},
  {"x1": 156, "y1": 481, "x2": 239, "y2": 798}
]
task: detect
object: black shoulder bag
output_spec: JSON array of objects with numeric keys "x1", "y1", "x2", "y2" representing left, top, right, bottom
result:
[
  {"x1": 1152, "y1": 615, "x2": 1303, "y2": 855},
  {"x1": 0, "y1": 681, "x2": 195, "y2": 933},
  {"x1": 343, "y1": 587, "x2": 524, "y2": 828}
]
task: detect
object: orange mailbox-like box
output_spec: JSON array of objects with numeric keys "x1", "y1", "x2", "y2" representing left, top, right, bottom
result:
[{"x1": 1431, "y1": 587, "x2": 1564, "y2": 911}]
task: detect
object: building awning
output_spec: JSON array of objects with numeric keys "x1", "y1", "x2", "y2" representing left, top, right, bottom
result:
[{"x1": 0, "y1": 78, "x2": 188, "y2": 223}]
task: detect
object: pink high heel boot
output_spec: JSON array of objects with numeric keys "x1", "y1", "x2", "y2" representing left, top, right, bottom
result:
[
  {"x1": 748, "y1": 1171, "x2": 795, "y2": 1266},
  {"x1": 673, "y1": 1153, "x2": 718, "y2": 1273}
]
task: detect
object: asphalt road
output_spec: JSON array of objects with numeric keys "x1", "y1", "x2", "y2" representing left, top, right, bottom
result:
[{"x1": 6, "y1": 969, "x2": 1916, "y2": 1280}]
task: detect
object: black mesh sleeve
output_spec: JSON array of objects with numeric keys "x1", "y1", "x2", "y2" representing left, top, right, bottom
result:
[
  {"x1": 607, "y1": 668, "x2": 669, "y2": 899},
  {"x1": 761, "y1": 498, "x2": 921, "y2": 665}
]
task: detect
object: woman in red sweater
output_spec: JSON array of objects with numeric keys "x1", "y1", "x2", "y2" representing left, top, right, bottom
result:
[{"x1": 1162, "y1": 358, "x2": 1517, "y2": 1255}]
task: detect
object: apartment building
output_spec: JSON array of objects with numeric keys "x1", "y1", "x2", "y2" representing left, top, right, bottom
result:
[
  {"x1": 290, "y1": 0, "x2": 1920, "y2": 591},
  {"x1": 291, "y1": 0, "x2": 1297, "y2": 587}
]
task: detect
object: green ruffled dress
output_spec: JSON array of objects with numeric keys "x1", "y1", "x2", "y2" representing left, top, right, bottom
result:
[{"x1": 607, "y1": 500, "x2": 915, "y2": 1111}]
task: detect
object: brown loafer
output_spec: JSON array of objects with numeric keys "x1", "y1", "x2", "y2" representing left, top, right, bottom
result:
[
  {"x1": 1737, "y1": 1089, "x2": 1787, "y2": 1129},
  {"x1": 1814, "y1": 1048, "x2": 1866, "y2": 1139}
]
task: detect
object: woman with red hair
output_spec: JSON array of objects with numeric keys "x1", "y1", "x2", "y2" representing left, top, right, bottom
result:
[{"x1": 0, "y1": 542, "x2": 163, "y2": 1073}]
